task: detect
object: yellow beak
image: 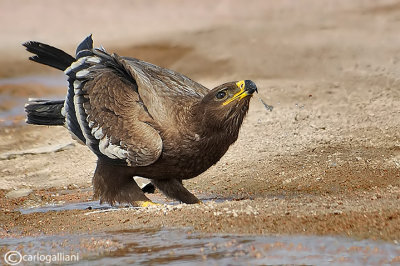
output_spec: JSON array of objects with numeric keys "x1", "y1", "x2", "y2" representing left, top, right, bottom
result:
[{"x1": 222, "y1": 80, "x2": 250, "y2": 106}]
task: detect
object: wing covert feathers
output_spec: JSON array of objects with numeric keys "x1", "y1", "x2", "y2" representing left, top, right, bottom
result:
[
  {"x1": 64, "y1": 36, "x2": 162, "y2": 166},
  {"x1": 120, "y1": 58, "x2": 209, "y2": 123}
]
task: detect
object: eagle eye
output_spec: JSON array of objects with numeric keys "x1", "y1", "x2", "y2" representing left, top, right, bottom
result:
[{"x1": 216, "y1": 91, "x2": 226, "y2": 100}]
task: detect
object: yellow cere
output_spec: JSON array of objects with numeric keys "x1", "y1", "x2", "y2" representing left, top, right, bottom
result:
[{"x1": 222, "y1": 80, "x2": 247, "y2": 106}]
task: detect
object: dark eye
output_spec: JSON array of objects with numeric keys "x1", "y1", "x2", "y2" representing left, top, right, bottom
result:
[{"x1": 216, "y1": 91, "x2": 226, "y2": 99}]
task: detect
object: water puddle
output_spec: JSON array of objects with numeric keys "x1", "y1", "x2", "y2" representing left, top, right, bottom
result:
[
  {"x1": 19, "y1": 196, "x2": 231, "y2": 215},
  {"x1": 1, "y1": 228, "x2": 399, "y2": 265},
  {"x1": 9, "y1": 199, "x2": 400, "y2": 265},
  {"x1": 19, "y1": 201, "x2": 107, "y2": 214}
]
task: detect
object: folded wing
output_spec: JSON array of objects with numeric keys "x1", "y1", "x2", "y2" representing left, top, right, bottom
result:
[
  {"x1": 64, "y1": 43, "x2": 162, "y2": 166},
  {"x1": 119, "y1": 57, "x2": 210, "y2": 125}
]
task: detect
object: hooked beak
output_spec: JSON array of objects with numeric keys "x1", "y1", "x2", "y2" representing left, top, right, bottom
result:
[{"x1": 222, "y1": 80, "x2": 258, "y2": 106}]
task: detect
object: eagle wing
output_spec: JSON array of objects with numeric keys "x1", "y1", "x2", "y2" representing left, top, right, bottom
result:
[
  {"x1": 119, "y1": 57, "x2": 210, "y2": 125},
  {"x1": 64, "y1": 48, "x2": 163, "y2": 166}
]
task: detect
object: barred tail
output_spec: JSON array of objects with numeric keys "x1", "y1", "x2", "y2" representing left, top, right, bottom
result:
[{"x1": 25, "y1": 99, "x2": 65, "y2": 126}]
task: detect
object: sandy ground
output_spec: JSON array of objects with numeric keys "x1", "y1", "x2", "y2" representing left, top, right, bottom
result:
[{"x1": 1, "y1": 0, "x2": 400, "y2": 244}]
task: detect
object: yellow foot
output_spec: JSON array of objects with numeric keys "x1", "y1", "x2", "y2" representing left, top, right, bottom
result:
[{"x1": 137, "y1": 201, "x2": 160, "y2": 207}]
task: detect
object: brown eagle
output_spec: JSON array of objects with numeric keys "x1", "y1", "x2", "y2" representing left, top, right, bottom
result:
[{"x1": 23, "y1": 35, "x2": 257, "y2": 207}]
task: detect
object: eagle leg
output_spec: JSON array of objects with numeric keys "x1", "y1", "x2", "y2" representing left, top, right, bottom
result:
[
  {"x1": 93, "y1": 160, "x2": 154, "y2": 207},
  {"x1": 151, "y1": 179, "x2": 200, "y2": 204}
]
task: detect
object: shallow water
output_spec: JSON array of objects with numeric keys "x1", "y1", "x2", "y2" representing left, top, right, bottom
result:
[
  {"x1": 1, "y1": 227, "x2": 399, "y2": 265},
  {"x1": 19, "y1": 196, "x2": 231, "y2": 215},
  {"x1": 6, "y1": 201, "x2": 400, "y2": 265}
]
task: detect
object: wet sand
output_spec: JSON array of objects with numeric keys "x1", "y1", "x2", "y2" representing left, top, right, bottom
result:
[{"x1": 0, "y1": 0, "x2": 400, "y2": 262}]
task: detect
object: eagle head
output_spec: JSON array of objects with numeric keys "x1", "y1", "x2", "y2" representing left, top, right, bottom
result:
[{"x1": 198, "y1": 80, "x2": 258, "y2": 136}]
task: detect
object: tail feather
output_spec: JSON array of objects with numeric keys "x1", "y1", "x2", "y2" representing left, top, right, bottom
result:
[
  {"x1": 22, "y1": 41, "x2": 75, "y2": 71},
  {"x1": 23, "y1": 35, "x2": 94, "y2": 142},
  {"x1": 25, "y1": 99, "x2": 65, "y2": 125}
]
